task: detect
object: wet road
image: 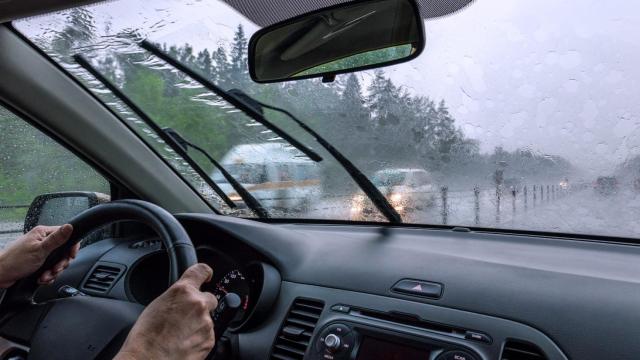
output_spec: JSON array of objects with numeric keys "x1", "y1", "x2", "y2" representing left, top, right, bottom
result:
[{"x1": 307, "y1": 187, "x2": 640, "y2": 239}]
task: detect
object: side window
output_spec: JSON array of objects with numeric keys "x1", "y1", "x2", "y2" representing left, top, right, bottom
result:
[{"x1": 0, "y1": 106, "x2": 110, "y2": 248}]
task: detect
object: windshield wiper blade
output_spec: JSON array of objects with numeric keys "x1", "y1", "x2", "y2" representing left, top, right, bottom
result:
[
  {"x1": 230, "y1": 90, "x2": 402, "y2": 224},
  {"x1": 73, "y1": 54, "x2": 240, "y2": 211},
  {"x1": 163, "y1": 128, "x2": 269, "y2": 218},
  {"x1": 139, "y1": 40, "x2": 323, "y2": 163}
]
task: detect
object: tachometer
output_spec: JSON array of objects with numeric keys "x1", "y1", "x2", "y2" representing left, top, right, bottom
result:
[{"x1": 212, "y1": 269, "x2": 251, "y2": 325}]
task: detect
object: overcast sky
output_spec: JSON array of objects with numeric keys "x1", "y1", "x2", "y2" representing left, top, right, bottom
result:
[{"x1": 17, "y1": 0, "x2": 640, "y2": 176}]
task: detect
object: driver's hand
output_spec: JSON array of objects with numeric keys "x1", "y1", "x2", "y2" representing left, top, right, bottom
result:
[
  {"x1": 115, "y1": 263, "x2": 218, "y2": 360},
  {"x1": 0, "y1": 224, "x2": 77, "y2": 288}
]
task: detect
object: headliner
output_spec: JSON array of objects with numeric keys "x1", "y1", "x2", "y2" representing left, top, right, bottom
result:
[{"x1": 0, "y1": 0, "x2": 473, "y2": 26}]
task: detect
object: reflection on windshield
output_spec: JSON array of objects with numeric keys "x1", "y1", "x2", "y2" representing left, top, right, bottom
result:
[{"x1": 15, "y1": 0, "x2": 640, "y2": 238}]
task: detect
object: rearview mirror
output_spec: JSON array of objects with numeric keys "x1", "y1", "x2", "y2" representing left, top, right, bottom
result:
[
  {"x1": 248, "y1": 0, "x2": 425, "y2": 83},
  {"x1": 24, "y1": 192, "x2": 110, "y2": 233}
]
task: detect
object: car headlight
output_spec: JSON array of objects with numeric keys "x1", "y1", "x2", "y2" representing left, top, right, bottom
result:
[
  {"x1": 350, "y1": 194, "x2": 365, "y2": 213},
  {"x1": 352, "y1": 194, "x2": 365, "y2": 204},
  {"x1": 390, "y1": 193, "x2": 402, "y2": 203}
]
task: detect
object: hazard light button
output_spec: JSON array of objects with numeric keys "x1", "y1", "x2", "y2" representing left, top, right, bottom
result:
[{"x1": 392, "y1": 279, "x2": 443, "y2": 299}]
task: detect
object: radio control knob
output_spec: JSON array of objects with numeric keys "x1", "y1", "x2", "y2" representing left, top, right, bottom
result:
[{"x1": 324, "y1": 333, "x2": 341, "y2": 352}]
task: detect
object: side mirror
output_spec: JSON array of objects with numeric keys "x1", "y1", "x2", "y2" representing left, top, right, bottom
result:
[
  {"x1": 248, "y1": 0, "x2": 425, "y2": 83},
  {"x1": 24, "y1": 192, "x2": 110, "y2": 233}
]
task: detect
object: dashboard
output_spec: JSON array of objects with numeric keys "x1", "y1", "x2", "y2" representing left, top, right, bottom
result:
[{"x1": 31, "y1": 213, "x2": 640, "y2": 360}]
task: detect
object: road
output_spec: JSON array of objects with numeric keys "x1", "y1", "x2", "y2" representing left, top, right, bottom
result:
[{"x1": 306, "y1": 187, "x2": 640, "y2": 239}]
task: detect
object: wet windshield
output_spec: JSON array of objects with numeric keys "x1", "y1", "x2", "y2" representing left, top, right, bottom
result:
[
  {"x1": 15, "y1": 0, "x2": 640, "y2": 238},
  {"x1": 373, "y1": 172, "x2": 407, "y2": 187}
]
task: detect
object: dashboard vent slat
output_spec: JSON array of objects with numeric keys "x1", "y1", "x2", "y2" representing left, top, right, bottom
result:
[
  {"x1": 501, "y1": 340, "x2": 548, "y2": 360},
  {"x1": 270, "y1": 298, "x2": 324, "y2": 360},
  {"x1": 81, "y1": 264, "x2": 125, "y2": 294}
]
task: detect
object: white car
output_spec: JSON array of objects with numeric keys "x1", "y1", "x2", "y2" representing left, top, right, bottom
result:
[{"x1": 210, "y1": 143, "x2": 321, "y2": 212}]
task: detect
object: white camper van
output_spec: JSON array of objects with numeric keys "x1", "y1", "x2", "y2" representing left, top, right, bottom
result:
[{"x1": 211, "y1": 143, "x2": 321, "y2": 212}]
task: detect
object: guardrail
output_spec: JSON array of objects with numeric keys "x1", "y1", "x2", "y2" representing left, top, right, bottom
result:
[{"x1": 438, "y1": 183, "x2": 588, "y2": 226}]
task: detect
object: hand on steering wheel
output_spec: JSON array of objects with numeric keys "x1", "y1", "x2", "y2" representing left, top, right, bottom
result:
[
  {"x1": 115, "y1": 263, "x2": 218, "y2": 360},
  {"x1": 0, "y1": 200, "x2": 225, "y2": 360},
  {"x1": 0, "y1": 224, "x2": 78, "y2": 288}
]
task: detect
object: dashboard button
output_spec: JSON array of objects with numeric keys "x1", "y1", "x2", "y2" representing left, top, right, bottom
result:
[
  {"x1": 326, "y1": 323, "x2": 351, "y2": 336},
  {"x1": 465, "y1": 330, "x2": 492, "y2": 344},
  {"x1": 315, "y1": 324, "x2": 351, "y2": 353},
  {"x1": 331, "y1": 304, "x2": 350, "y2": 313},
  {"x1": 392, "y1": 279, "x2": 443, "y2": 298},
  {"x1": 324, "y1": 334, "x2": 341, "y2": 352},
  {"x1": 437, "y1": 350, "x2": 480, "y2": 360}
]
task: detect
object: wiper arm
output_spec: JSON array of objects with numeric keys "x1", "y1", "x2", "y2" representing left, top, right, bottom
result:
[
  {"x1": 73, "y1": 54, "x2": 239, "y2": 211},
  {"x1": 139, "y1": 40, "x2": 323, "y2": 163},
  {"x1": 163, "y1": 128, "x2": 269, "y2": 218},
  {"x1": 230, "y1": 90, "x2": 402, "y2": 224}
]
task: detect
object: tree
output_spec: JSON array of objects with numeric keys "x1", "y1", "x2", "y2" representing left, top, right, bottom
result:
[
  {"x1": 229, "y1": 25, "x2": 249, "y2": 87},
  {"x1": 212, "y1": 46, "x2": 230, "y2": 86},
  {"x1": 196, "y1": 49, "x2": 214, "y2": 80}
]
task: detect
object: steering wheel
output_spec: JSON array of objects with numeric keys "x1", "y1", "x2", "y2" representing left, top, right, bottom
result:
[{"x1": 0, "y1": 200, "x2": 198, "y2": 360}]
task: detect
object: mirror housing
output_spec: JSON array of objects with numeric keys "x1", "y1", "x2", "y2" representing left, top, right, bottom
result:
[
  {"x1": 24, "y1": 192, "x2": 110, "y2": 233},
  {"x1": 248, "y1": 0, "x2": 425, "y2": 83}
]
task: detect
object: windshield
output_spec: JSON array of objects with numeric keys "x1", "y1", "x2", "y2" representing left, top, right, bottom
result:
[
  {"x1": 373, "y1": 172, "x2": 407, "y2": 187},
  {"x1": 15, "y1": 0, "x2": 640, "y2": 238}
]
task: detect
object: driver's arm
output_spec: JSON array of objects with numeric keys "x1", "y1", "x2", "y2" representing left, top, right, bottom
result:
[
  {"x1": 0, "y1": 225, "x2": 218, "y2": 359},
  {"x1": 0, "y1": 224, "x2": 78, "y2": 288},
  {"x1": 115, "y1": 263, "x2": 218, "y2": 360}
]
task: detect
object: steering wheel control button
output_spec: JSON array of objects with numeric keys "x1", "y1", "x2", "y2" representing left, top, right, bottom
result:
[
  {"x1": 437, "y1": 350, "x2": 480, "y2": 360},
  {"x1": 331, "y1": 304, "x2": 350, "y2": 313},
  {"x1": 324, "y1": 334, "x2": 341, "y2": 352},
  {"x1": 392, "y1": 279, "x2": 443, "y2": 298},
  {"x1": 465, "y1": 330, "x2": 492, "y2": 344}
]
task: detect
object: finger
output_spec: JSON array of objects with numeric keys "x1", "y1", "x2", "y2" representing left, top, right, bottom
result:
[
  {"x1": 32, "y1": 225, "x2": 60, "y2": 237},
  {"x1": 42, "y1": 226, "x2": 61, "y2": 236},
  {"x1": 38, "y1": 270, "x2": 55, "y2": 284},
  {"x1": 179, "y1": 263, "x2": 213, "y2": 288},
  {"x1": 70, "y1": 243, "x2": 80, "y2": 259},
  {"x1": 202, "y1": 291, "x2": 219, "y2": 311},
  {"x1": 52, "y1": 258, "x2": 70, "y2": 274},
  {"x1": 40, "y1": 224, "x2": 73, "y2": 253}
]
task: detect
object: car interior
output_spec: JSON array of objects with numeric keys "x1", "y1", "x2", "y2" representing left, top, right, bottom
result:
[{"x1": 1, "y1": 1, "x2": 639, "y2": 360}]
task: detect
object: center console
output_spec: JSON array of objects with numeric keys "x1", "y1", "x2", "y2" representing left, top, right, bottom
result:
[{"x1": 310, "y1": 320, "x2": 480, "y2": 360}]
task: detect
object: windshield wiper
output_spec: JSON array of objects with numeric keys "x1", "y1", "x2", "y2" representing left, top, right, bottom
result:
[
  {"x1": 138, "y1": 40, "x2": 400, "y2": 223},
  {"x1": 73, "y1": 54, "x2": 242, "y2": 212},
  {"x1": 163, "y1": 128, "x2": 269, "y2": 218},
  {"x1": 228, "y1": 90, "x2": 403, "y2": 224},
  {"x1": 139, "y1": 40, "x2": 322, "y2": 163}
]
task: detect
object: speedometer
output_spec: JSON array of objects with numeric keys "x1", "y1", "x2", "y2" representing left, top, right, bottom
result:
[{"x1": 212, "y1": 269, "x2": 251, "y2": 325}]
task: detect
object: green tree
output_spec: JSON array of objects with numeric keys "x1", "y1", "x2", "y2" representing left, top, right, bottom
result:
[{"x1": 229, "y1": 25, "x2": 249, "y2": 87}]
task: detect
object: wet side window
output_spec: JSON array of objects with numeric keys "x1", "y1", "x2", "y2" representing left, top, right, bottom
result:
[{"x1": 0, "y1": 106, "x2": 110, "y2": 248}]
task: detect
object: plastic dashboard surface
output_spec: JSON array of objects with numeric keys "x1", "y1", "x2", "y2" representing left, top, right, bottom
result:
[
  {"x1": 34, "y1": 213, "x2": 640, "y2": 359},
  {"x1": 177, "y1": 214, "x2": 640, "y2": 360}
]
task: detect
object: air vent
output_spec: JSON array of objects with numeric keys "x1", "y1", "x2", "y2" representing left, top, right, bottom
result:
[
  {"x1": 82, "y1": 263, "x2": 125, "y2": 293},
  {"x1": 501, "y1": 340, "x2": 548, "y2": 360},
  {"x1": 270, "y1": 298, "x2": 324, "y2": 360}
]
